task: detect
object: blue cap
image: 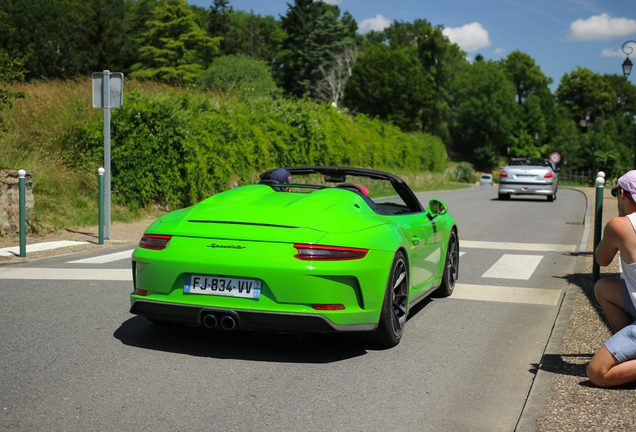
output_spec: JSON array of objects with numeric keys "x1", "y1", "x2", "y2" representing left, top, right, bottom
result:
[{"x1": 270, "y1": 168, "x2": 293, "y2": 184}]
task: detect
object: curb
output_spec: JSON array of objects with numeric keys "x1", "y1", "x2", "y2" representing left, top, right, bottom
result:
[{"x1": 515, "y1": 187, "x2": 592, "y2": 431}]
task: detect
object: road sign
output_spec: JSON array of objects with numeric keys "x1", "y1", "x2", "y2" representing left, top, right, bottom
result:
[
  {"x1": 92, "y1": 72, "x2": 124, "y2": 108},
  {"x1": 550, "y1": 152, "x2": 561, "y2": 164},
  {"x1": 92, "y1": 71, "x2": 124, "y2": 240}
]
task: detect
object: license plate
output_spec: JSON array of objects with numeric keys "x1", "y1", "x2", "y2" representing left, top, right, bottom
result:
[
  {"x1": 184, "y1": 275, "x2": 261, "y2": 299},
  {"x1": 517, "y1": 175, "x2": 535, "y2": 179}
]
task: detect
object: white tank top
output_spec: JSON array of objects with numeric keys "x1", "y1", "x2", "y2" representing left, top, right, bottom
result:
[{"x1": 621, "y1": 213, "x2": 636, "y2": 310}]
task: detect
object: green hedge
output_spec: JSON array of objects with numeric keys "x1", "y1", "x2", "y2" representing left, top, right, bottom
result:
[{"x1": 72, "y1": 89, "x2": 447, "y2": 209}]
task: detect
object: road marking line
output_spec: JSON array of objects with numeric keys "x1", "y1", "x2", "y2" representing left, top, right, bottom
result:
[
  {"x1": 67, "y1": 249, "x2": 134, "y2": 264},
  {"x1": 451, "y1": 283, "x2": 561, "y2": 306},
  {"x1": 0, "y1": 241, "x2": 90, "y2": 257},
  {"x1": 0, "y1": 268, "x2": 132, "y2": 281},
  {"x1": 482, "y1": 254, "x2": 543, "y2": 280},
  {"x1": 461, "y1": 240, "x2": 576, "y2": 253},
  {"x1": 459, "y1": 251, "x2": 466, "y2": 257}
]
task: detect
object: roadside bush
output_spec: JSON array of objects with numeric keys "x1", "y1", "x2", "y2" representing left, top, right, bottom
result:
[
  {"x1": 74, "y1": 89, "x2": 447, "y2": 209},
  {"x1": 199, "y1": 54, "x2": 280, "y2": 98},
  {"x1": 448, "y1": 161, "x2": 477, "y2": 183}
]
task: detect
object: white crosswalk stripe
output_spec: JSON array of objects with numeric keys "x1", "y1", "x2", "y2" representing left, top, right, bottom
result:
[{"x1": 481, "y1": 254, "x2": 544, "y2": 280}]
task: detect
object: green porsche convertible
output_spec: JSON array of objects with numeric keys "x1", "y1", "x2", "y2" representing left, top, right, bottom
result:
[{"x1": 130, "y1": 166, "x2": 459, "y2": 346}]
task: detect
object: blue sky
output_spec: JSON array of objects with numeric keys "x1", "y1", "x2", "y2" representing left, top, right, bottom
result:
[{"x1": 188, "y1": 0, "x2": 636, "y2": 91}]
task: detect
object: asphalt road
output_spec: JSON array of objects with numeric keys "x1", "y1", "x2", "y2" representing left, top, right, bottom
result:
[{"x1": 0, "y1": 185, "x2": 586, "y2": 431}]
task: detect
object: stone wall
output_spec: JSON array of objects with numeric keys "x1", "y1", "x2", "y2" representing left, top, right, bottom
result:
[{"x1": 0, "y1": 170, "x2": 34, "y2": 235}]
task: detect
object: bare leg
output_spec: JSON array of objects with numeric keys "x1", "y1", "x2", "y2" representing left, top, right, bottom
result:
[
  {"x1": 594, "y1": 278, "x2": 633, "y2": 332},
  {"x1": 587, "y1": 345, "x2": 636, "y2": 387}
]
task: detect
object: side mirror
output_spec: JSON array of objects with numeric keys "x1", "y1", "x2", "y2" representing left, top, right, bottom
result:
[{"x1": 428, "y1": 199, "x2": 447, "y2": 215}]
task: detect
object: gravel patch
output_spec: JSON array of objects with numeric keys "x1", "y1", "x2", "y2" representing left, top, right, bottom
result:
[{"x1": 538, "y1": 187, "x2": 636, "y2": 431}]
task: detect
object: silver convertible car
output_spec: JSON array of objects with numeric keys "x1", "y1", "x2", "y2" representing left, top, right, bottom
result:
[{"x1": 498, "y1": 157, "x2": 558, "y2": 201}]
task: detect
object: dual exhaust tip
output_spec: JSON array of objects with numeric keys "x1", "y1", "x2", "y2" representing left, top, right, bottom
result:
[{"x1": 203, "y1": 312, "x2": 239, "y2": 331}]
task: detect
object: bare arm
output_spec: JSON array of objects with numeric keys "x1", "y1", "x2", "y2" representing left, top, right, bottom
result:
[{"x1": 596, "y1": 217, "x2": 624, "y2": 266}]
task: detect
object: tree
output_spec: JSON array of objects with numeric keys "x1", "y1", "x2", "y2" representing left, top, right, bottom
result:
[
  {"x1": 501, "y1": 50, "x2": 553, "y2": 105},
  {"x1": 131, "y1": 0, "x2": 221, "y2": 82},
  {"x1": 449, "y1": 60, "x2": 517, "y2": 170},
  {"x1": 417, "y1": 21, "x2": 465, "y2": 140},
  {"x1": 343, "y1": 43, "x2": 430, "y2": 132},
  {"x1": 199, "y1": 54, "x2": 279, "y2": 98},
  {"x1": 214, "y1": 9, "x2": 281, "y2": 62},
  {"x1": 0, "y1": 11, "x2": 28, "y2": 131},
  {"x1": 275, "y1": 0, "x2": 355, "y2": 97},
  {"x1": 207, "y1": 0, "x2": 233, "y2": 52},
  {"x1": 556, "y1": 67, "x2": 615, "y2": 123},
  {"x1": 314, "y1": 45, "x2": 358, "y2": 106},
  {"x1": 120, "y1": 0, "x2": 160, "y2": 74}
]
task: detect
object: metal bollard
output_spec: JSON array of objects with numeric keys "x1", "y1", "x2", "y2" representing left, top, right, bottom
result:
[
  {"x1": 19, "y1": 169, "x2": 26, "y2": 257},
  {"x1": 98, "y1": 167, "x2": 104, "y2": 245},
  {"x1": 593, "y1": 171, "x2": 605, "y2": 281}
]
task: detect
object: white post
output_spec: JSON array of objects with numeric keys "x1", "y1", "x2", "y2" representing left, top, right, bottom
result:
[{"x1": 103, "y1": 70, "x2": 111, "y2": 240}]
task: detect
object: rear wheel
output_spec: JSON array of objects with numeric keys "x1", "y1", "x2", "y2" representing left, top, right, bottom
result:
[
  {"x1": 371, "y1": 251, "x2": 409, "y2": 347},
  {"x1": 437, "y1": 230, "x2": 459, "y2": 297},
  {"x1": 547, "y1": 193, "x2": 555, "y2": 202},
  {"x1": 498, "y1": 193, "x2": 509, "y2": 200}
]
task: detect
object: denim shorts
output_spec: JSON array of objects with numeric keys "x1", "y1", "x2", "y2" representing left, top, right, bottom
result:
[{"x1": 604, "y1": 280, "x2": 636, "y2": 363}]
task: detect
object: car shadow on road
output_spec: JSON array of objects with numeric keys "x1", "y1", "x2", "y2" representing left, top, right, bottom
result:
[{"x1": 114, "y1": 316, "x2": 372, "y2": 363}]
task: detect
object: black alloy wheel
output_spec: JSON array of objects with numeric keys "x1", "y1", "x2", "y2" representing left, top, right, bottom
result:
[
  {"x1": 437, "y1": 230, "x2": 459, "y2": 297},
  {"x1": 371, "y1": 251, "x2": 409, "y2": 347}
]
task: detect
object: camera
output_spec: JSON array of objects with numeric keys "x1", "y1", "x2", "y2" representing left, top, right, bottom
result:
[{"x1": 612, "y1": 186, "x2": 620, "y2": 197}]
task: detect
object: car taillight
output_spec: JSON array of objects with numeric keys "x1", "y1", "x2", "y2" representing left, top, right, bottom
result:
[
  {"x1": 139, "y1": 234, "x2": 172, "y2": 250},
  {"x1": 312, "y1": 304, "x2": 345, "y2": 310},
  {"x1": 135, "y1": 289, "x2": 148, "y2": 296},
  {"x1": 293, "y1": 244, "x2": 369, "y2": 260},
  {"x1": 544, "y1": 172, "x2": 554, "y2": 178},
  {"x1": 500, "y1": 171, "x2": 508, "y2": 177}
]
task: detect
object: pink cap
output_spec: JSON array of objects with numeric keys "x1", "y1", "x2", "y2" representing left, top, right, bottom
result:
[{"x1": 618, "y1": 170, "x2": 636, "y2": 195}]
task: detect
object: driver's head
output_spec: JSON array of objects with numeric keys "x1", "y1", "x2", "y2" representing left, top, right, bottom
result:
[{"x1": 270, "y1": 168, "x2": 294, "y2": 191}]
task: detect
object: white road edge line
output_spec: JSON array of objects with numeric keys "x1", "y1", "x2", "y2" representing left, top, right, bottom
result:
[
  {"x1": 0, "y1": 268, "x2": 132, "y2": 281},
  {"x1": 461, "y1": 240, "x2": 576, "y2": 253},
  {"x1": 0, "y1": 241, "x2": 90, "y2": 257},
  {"x1": 67, "y1": 249, "x2": 134, "y2": 264},
  {"x1": 450, "y1": 283, "x2": 562, "y2": 306}
]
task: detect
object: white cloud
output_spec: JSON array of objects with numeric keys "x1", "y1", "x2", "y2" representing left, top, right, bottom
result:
[
  {"x1": 442, "y1": 22, "x2": 491, "y2": 52},
  {"x1": 567, "y1": 13, "x2": 636, "y2": 41},
  {"x1": 359, "y1": 14, "x2": 391, "y2": 33},
  {"x1": 493, "y1": 48, "x2": 506, "y2": 55},
  {"x1": 601, "y1": 42, "x2": 636, "y2": 57}
]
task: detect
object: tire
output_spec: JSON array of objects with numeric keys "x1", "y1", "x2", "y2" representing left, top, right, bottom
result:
[
  {"x1": 498, "y1": 193, "x2": 509, "y2": 200},
  {"x1": 437, "y1": 230, "x2": 459, "y2": 297},
  {"x1": 547, "y1": 193, "x2": 554, "y2": 202},
  {"x1": 370, "y1": 251, "x2": 409, "y2": 347}
]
